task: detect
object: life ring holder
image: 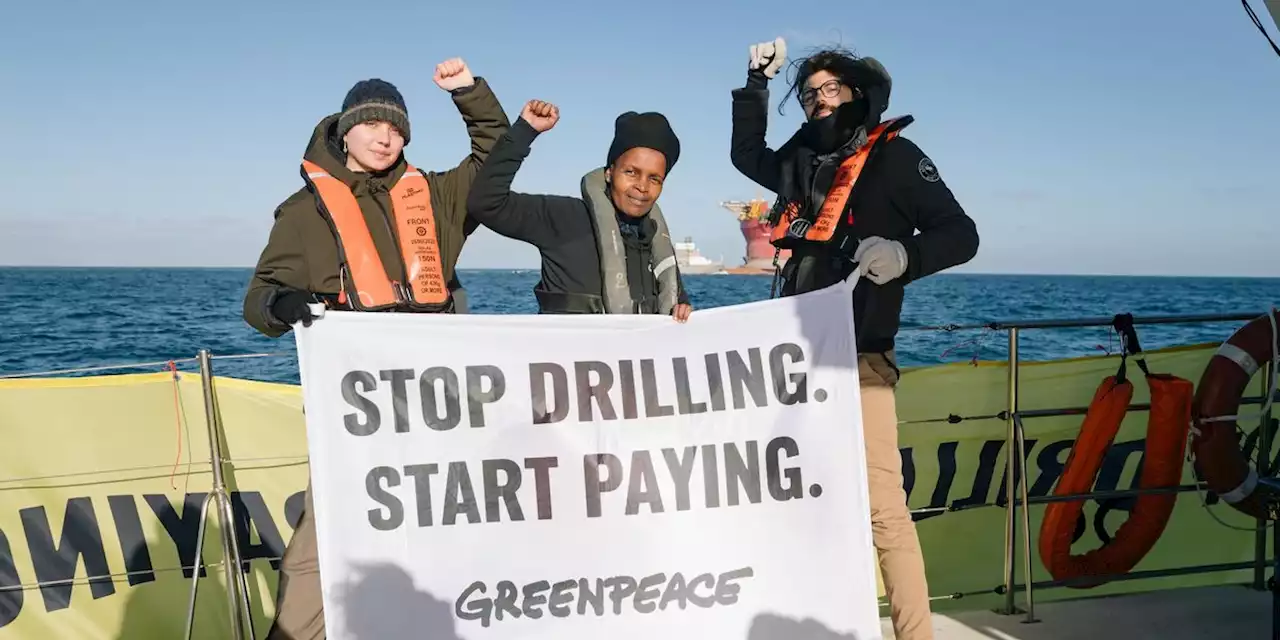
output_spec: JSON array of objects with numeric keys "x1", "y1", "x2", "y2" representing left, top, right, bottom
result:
[{"x1": 1190, "y1": 309, "x2": 1280, "y2": 520}]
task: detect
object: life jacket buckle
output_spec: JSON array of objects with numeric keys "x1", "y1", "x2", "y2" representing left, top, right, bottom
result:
[
  {"x1": 391, "y1": 281, "x2": 409, "y2": 306},
  {"x1": 786, "y1": 217, "x2": 812, "y2": 239}
]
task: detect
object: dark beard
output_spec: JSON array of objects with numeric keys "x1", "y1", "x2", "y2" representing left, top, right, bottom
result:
[{"x1": 798, "y1": 99, "x2": 870, "y2": 155}]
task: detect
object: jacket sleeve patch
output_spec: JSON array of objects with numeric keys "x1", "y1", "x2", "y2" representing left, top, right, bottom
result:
[{"x1": 918, "y1": 156, "x2": 940, "y2": 183}]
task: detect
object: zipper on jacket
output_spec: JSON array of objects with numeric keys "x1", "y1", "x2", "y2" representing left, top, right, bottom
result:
[
  {"x1": 368, "y1": 181, "x2": 413, "y2": 301},
  {"x1": 807, "y1": 155, "x2": 833, "y2": 218}
]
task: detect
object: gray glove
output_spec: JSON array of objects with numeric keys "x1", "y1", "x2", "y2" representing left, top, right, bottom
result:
[{"x1": 854, "y1": 236, "x2": 908, "y2": 285}]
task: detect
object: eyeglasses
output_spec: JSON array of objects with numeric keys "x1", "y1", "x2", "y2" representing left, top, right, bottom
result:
[{"x1": 799, "y1": 79, "x2": 861, "y2": 107}]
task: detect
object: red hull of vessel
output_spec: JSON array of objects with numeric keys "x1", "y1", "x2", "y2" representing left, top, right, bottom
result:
[{"x1": 733, "y1": 218, "x2": 789, "y2": 274}]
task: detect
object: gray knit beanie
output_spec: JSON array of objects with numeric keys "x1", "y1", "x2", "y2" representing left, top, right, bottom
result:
[{"x1": 337, "y1": 79, "x2": 411, "y2": 144}]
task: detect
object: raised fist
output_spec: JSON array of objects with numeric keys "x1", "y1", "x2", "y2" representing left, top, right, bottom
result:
[
  {"x1": 433, "y1": 58, "x2": 475, "y2": 91},
  {"x1": 748, "y1": 37, "x2": 787, "y2": 79},
  {"x1": 520, "y1": 99, "x2": 560, "y2": 133}
]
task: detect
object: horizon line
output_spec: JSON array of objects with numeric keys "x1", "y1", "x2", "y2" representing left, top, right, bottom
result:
[{"x1": 1, "y1": 265, "x2": 1278, "y2": 280}]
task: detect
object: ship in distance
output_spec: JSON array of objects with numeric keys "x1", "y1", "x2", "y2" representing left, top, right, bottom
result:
[{"x1": 673, "y1": 236, "x2": 727, "y2": 274}]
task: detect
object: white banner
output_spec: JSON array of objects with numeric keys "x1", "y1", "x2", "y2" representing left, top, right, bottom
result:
[{"x1": 294, "y1": 279, "x2": 881, "y2": 639}]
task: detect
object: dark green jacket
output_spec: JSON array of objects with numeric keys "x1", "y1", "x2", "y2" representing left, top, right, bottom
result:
[{"x1": 243, "y1": 78, "x2": 509, "y2": 337}]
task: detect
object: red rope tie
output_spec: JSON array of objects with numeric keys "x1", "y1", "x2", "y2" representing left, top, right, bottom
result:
[{"x1": 939, "y1": 329, "x2": 995, "y2": 367}]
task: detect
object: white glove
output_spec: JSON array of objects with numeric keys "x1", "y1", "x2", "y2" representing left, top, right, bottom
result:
[
  {"x1": 853, "y1": 236, "x2": 908, "y2": 285},
  {"x1": 749, "y1": 37, "x2": 787, "y2": 79},
  {"x1": 305, "y1": 303, "x2": 327, "y2": 321}
]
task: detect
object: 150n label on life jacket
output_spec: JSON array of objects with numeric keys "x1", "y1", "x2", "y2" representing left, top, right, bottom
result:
[
  {"x1": 301, "y1": 159, "x2": 449, "y2": 311},
  {"x1": 770, "y1": 116, "x2": 912, "y2": 251}
]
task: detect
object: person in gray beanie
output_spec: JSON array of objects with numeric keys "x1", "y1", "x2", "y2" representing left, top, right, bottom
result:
[
  {"x1": 337, "y1": 78, "x2": 414, "y2": 146},
  {"x1": 243, "y1": 57, "x2": 510, "y2": 640},
  {"x1": 467, "y1": 100, "x2": 694, "y2": 319}
]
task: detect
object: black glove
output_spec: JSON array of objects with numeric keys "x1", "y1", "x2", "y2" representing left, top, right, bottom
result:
[{"x1": 270, "y1": 289, "x2": 317, "y2": 327}]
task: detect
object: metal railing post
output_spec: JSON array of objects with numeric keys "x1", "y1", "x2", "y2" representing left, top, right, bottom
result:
[
  {"x1": 1014, "y1": 414, "x2": 1038, "y2": 623},
  {"x1": 183, "y1": 350, "x2": 256, "y2": 640},
  {"x1": 1256, "y1": 362, "x2": 1275, "y2": 590},
  {"x1": 998, "y1": 328, "x2": 1022, "y2": 615}
]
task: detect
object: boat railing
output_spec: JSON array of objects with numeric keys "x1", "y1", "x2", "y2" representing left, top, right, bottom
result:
[
  {"x1": 974, "y1": 311, "x2": 1277, "y2": 626},
  {"x1": 1, "y1": 309, "x2": 1276, "y2": 639}
]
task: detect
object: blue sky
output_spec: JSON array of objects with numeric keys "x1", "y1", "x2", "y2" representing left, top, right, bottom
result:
[{"x1": 1, "y1": 0, "x2": 1277, "y2": 276}]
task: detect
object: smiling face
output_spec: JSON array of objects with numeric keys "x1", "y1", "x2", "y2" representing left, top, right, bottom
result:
[
  {"x1": 801, "y1": 69, "x2": 858, "y2": 120},
  {"x1": 343, "y1": 120, "x2": 405, "y2": 173},
  {"x1": 605, "y1": 147, "x2": 667, "y2": 218}
]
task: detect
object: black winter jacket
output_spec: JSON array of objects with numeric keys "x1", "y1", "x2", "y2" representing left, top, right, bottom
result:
[
  {"x1": 466, "y1": 118, "x2": 689, "y2": 313},
  {"x1": 730, "y1": 85, "x2": 979, "y2": 354}
]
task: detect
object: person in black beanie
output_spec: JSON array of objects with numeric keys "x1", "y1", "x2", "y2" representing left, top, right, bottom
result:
[
  {"x1": 466, "y1": 99, "x2": 694, "y2": 319},
  {"x1": 242, "y1": 57, "x2": 511, "y2": 640}
]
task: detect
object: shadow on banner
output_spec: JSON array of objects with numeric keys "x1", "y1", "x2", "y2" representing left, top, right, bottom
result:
[{"x1": 335, "y1": 562, "x2": 462, "y2": 639}]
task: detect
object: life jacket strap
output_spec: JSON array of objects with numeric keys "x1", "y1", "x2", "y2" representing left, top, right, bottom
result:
[{"x1": 534, "y1": 288, "x2": 607, "y2": 314}]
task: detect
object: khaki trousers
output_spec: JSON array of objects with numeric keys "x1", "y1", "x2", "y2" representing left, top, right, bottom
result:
[
  {"x1": 267, "y1": 483, "x2": 325, "y2": 640},
  {"x1": 860, "y1": 352, "x2": 934, "y2": 640}
]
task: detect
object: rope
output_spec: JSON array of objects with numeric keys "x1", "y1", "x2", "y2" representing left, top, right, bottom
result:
[
  {"x1": 208, "y1": 352, "x2": 291, "y2": 361},
  {"x1": 937, "y1": 327, "x2": 998, "y2": 366},
  {"x1": 1243, "y1": 0, "x2": 1280, "y2": 57},
  {"x1": 899, "y1": 411, "x2": 1005, "y2": 426},
  {"x1": 0, "y1": 352, "x2": 291, "y2": 380},
  {"x1": 0, "y1": 358, "x2": 199, "y2": 379},
  {"x1": 1190, "y1": 479, "x2": 1271, "y2": 533},
  {"x1": 0, "y1": 462, "x2": 209, "y2": 486},
  {"x1": 0, "y1": 563, "x2": 234, "y2": 594},
  {"x1": 166, "y1": 361, "x2": 195, "y2": 491},
  {"x1": 1092, "y1": 326, "x2": 1116, "y2": 356}
]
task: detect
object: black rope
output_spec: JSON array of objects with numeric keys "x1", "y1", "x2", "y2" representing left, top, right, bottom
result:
[
  {"x1": 768, "y1": 249, "x2": 782, "y2": 299},
  {"x1": 1112, "y1": 313, "x2": 1151, "y2": 382},
  {"x1": 1243, "y1": 0, "x2": 1280, "y2": 57}
]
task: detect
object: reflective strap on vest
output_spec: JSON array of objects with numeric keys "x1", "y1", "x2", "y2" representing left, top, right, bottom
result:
[
  {"x1": 653, "y1": 254, "x2": 678, "y2": 280},
  {"x1": 300, "y1": 160, "x2": 449, "y2": 310},
  {"x1": 770, "y1": 117, "x2": 908, "y2": 245}
]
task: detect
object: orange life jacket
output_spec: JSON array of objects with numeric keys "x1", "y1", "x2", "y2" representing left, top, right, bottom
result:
[
  {"x1": 301, "y1": 159, "x2": 450, "y2": 312},
  {"x1": 770, "y1": 116, "x2": 912, "y2": 251}
]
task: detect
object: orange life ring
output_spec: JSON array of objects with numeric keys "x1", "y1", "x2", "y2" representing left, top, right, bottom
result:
[
  {"x1": 1038, "y1": 315, "x2": 1193, "y2": 588},
  {"x1": 1191, "y1": 310, "x2": 1280, "y2": 520}
]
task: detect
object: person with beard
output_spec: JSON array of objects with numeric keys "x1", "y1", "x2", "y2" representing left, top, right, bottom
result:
[
  {"x1": 467, "y1": 99, "x2": 694, "y2": 320},
  {"x1": 730, "y1": 38, "x2": 979, "y2": 640}
]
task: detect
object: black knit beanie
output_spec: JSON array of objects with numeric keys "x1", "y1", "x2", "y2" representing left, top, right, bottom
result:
[
  {"x1": 606, "y1": 111, "x2": 680, "y2": 174},
  {"x1": 338, "y1": 79, "x2": 411, "y2": 144}
]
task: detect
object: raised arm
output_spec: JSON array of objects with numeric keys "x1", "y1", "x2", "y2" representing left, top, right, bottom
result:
[
  {"x1": 465, "y1": 100, "x2": 590, "y2": 249},
  {"x1": 437, "y1": 59, "x2": 510, "y2": 178},
  {"x1": 730, "y1": 38, "x2": 789, "y2": 192},
  {"x1": 428, "y1": 59, "x2": 512, "y2": 231}
]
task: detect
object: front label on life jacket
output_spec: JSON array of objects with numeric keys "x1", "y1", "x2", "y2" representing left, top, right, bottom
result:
[
  {"x1": 770, "y1": 117, "x2": 908, "y2": 247},
  {"x1": 391, "y1": 170, "x2": 448, "y2": 306},
  {"x1": 302, "y1": 160, "x2": 449, "y2": 311}
]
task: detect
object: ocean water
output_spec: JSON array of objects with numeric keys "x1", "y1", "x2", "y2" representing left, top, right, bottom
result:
[{"x1": 0, "y1": 267, "x2": 1277, "y2": 385}]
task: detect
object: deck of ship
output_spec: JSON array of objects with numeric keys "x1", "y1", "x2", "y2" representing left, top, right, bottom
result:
[
  {"x1": 3, "y1": 309, "x2": 1275, "y2": 639},
  {"x1": 880, "y1": 584, "x2": 1272, "y2": 639}
]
